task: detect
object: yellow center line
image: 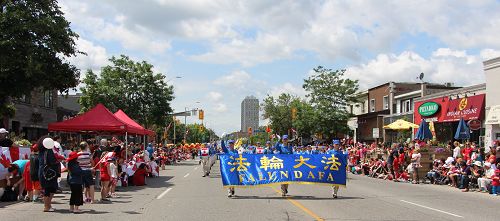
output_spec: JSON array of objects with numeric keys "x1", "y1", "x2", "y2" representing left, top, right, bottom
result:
[{"x1": 270, "y1": 186, "x2": 325, "y2": 221}]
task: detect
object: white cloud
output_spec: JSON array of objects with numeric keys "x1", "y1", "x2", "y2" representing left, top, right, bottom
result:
[
  {"x1": 61, "y1": 0, "x2": 500, "y2": 66},
  {"x1": 213, "y1": 103, "x2": 228, "y2": 113},
  {"x1": 67, "y1": 38, "x2": 109, "y2": 72},
  {"x1": 191, "y1": 33, "x2": 293, "y2": 66},
  {"x1": 60, "y1": 0, "x2": 170, "y2": 54},
  {"x1": 480, "y1": 49, "x2": 500, "y2": 60},
  {"x1": 346, "y1": 48, "x2": 485, "y2": 89},
  {"x1": 214, "y1": 70, "x2": 252, "y2": 87},
  {"x1": 207, "y1": 91, "x2": 223, "y2": 102},
  {"x1": 268, "y1": 82, "x2": 306, "y2": 98}
]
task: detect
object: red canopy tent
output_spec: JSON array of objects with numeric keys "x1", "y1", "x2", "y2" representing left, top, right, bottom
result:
[
  {"x1": 114, "y1": 109, "x2": 155, "y2": 136},
  {"x1": 48, "y1": 103, "x2": 144, "y2": 135}
]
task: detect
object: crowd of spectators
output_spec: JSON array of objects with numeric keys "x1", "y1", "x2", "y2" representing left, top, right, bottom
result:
[
  {"x1": 344, "y1": 140, "x2": 500, "y2": 196},
  {"x1": 1, "y1": 130, "x2": 194, "y2": 213}
]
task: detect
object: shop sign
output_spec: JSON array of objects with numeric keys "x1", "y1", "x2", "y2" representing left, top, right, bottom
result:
[
  {"x1": 443, "y1": 94, "x2": 485, "y2": 122},
  {"x1": 418, "y1": 102, "x2": 440, "y2": 117},
  {"x1": 468, "y1": 119, "x2": 481, "y2": 130}
]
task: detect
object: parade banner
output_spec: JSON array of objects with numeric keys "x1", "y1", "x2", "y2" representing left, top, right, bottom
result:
[{"x1": 220, "y1": 153, "x2": 347, "y2": 187}]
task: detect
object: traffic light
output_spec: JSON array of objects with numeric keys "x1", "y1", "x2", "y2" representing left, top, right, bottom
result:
[
  {"x1": 199, "y1": 125, "x2": 204, "y2": 131},
  {"x1": 199, "y1": 109, "x2": 204, "y2": 120},
  {"x1": 248, "y1": 127, "x2": 253, "y2": 135}
]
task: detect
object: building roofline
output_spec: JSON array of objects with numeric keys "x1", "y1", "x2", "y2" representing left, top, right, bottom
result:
[
  {"x1": 414, "y1": 83, "x2": 486, "y2": 102},
  {"x1": 484, "y1": 57, "x2": 500, "y2": 71}
]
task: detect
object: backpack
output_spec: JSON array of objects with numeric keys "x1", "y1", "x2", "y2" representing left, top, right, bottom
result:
[{"x1": 42, "y1": 151, "x2": 57, "y2": 181}]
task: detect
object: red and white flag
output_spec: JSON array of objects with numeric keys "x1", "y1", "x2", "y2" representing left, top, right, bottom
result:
[{"x1": 93, "y1": 152, "x2": 115, "y2": 169}]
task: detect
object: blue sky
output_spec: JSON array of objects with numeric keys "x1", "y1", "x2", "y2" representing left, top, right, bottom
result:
[{"x1": 60, "y1": 0, "x2": 500, "y2": 135}]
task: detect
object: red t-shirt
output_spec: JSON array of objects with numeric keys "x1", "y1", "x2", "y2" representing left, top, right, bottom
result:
[
  {"x1": 393, "y1": 158, "x2": 400, "y2": 170},
  {"x1": 491, "y1": 174, "x2": 499, "y2": 186},
  {"x1": 133, "y1": 168, "x2": 146, "y2": 186},
  {"x1": 462, "y1": 148, "x2": 472, "y2": 161}
]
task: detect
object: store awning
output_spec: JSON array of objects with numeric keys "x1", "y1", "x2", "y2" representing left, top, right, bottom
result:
[
  {"x1": 486, "y1": 105, "x2": 500, "y2": 125},
  {"x1": 442, "y1": 94, "x2": 485, "y2": 122},
  {"x1": 383, "y1": 119, "x2": 419, "y2": 130}
]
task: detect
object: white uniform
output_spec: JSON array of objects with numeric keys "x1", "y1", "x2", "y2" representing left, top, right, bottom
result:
[{"x1": 200, "y1": 147, "x2": 210, "y2": 176}]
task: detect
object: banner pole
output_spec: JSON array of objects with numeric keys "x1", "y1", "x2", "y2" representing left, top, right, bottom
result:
[{"x1": 125, "y1": 132, "x2": 128, "y2": 161}]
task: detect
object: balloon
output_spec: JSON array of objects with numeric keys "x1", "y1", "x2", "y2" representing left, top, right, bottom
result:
[{"x1": 43, "y1": 138, "x2": 55, "y2": 149}]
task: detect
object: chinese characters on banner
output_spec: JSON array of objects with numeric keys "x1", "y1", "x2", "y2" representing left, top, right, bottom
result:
[{"x1": 219, "y1": 153, "x2": 348, "y2": 187}]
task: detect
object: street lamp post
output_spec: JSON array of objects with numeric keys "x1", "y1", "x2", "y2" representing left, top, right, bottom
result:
[
  {"x1": 184, "y1": 101, "x2": 200, "y2": 143},
  {"x1": 166, "y1": 76, "x2": 182, "y2": 84}
]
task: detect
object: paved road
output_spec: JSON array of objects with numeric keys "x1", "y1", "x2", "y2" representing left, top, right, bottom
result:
[{"x1": 1, "y1": 159, "x2": 499, "y2": 221}]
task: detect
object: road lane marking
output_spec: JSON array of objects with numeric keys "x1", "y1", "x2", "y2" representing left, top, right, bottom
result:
[
  {"x1": 156, "y1": 188, "x2": 173, "y2": 199},
  {"x1": 270, "y1": 186, "x2": 324, "y2": 221},
  {"x1": 184, "y1": 173, "x2": 190, "y2": 178},
  {"x1": 400, "y1": 200, "x2": 463, "y2": 218}
]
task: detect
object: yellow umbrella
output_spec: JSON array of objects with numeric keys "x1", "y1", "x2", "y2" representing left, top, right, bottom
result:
[{"x1": 383, "y1": 119, "x2": 419, "y2": 130}]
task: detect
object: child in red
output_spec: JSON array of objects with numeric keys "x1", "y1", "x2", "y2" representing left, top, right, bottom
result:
[
  {"x1": 133, "y1": 163, "x2": 147, "y2": 186},
  {"x1": 99, "y1": 153, "x2": 111, "y2": 202},
  {"x1": 393, "y1": 157, "x2": 400, "y2": 182},
  {"x1": 491, "y1": 169, "x2": 499, "y2": 196}
]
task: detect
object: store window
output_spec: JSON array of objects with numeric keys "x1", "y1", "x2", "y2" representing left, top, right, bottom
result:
[
  {"x1": 402, "y1": 99, "x2": 412, "y2": 113},
  {"x1": 43, "y1": 91, "x2": 53, "y2": 108},
  {"x1": 370, "y1": 99, "x2": 375, "y2": 112},
  {"x1": 383, "y1": 96, "x2": 389, "y2": 110}
]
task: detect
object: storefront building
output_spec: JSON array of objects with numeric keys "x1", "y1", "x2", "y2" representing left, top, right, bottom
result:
[
  {"x1": 413, "y1": 84, "x2": 486, "y2": 145},
  {"x1": 484, "y1": 57, "x2": 500, "y2": 150}
]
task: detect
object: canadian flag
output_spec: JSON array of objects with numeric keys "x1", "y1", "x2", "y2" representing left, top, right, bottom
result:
[{"x1": 94, "y1": 152, "x2": 116, "y2": 169}]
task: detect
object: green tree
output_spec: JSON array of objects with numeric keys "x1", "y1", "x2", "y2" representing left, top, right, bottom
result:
[
  {"x1": 303, "y1": 66, "x2": 359, "y2": 140},
  {"x1": 261, "y1": 93, "x2": 295, "y2": 136},
  {"x1": 184, "y1": 123, "x2": 218, "y2": 144},
  {"x1": 261, "y1": 93, "x2": 317, "y2": 140},
  {"x1": 0, "y1": 0, "x2": 80, "y2": 127},
  {"x1": 79, "y1": 55, "x2": 174, "y2": 129},
  {"x1": 290, "y1": 99, "x2": 317, "y2": 140}
]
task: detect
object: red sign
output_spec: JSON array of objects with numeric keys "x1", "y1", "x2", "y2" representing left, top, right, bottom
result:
[
  {"x1": 468, "y1": 119, "x2": 481, "y2": 130},
  {"x1": 442, "y1": 94, "x2": 485, "y2": 122}
]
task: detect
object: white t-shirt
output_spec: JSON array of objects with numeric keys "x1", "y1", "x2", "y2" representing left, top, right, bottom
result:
[
  {"x1": 149, "y1": 161, "x2": 158, "y2": 176},
  {"x1": 411, "y1": 153, "x2": 421, "y2": 167},
  {"x1": 109, "y1": 162, "x2": 117, "y2": 178},
  {"x1": 453, "y1": 147, "x2": 461, "y2": 158}
]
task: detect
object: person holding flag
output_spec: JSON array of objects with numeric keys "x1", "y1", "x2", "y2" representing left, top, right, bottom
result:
[
  {"x1": 275, "y1": 135, "x2": 293, "y2": 196},
  {"x1": 328, "y1": 139, "x2": 347, "y2": 199},
  {"x1": 93, "y1": 151, "x2": 115, "y2": 202},
  {"x1": 221, "y1": 139, "x2": 238, "y2": 197}
]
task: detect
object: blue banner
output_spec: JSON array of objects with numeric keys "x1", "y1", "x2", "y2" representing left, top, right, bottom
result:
[{"x1": 219, "y1": 153, "x2": 347, "y2": 187}]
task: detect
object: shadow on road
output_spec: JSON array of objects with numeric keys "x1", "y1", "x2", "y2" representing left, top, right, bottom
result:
[
  {"x1": 232, "y1": 195, "x2": 365, "y2": 201},
  {"x1": 120, "y1": 175, "x2": 175, "y2": 193}
]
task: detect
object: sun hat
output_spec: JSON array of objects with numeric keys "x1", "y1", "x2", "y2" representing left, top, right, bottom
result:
[
  {"x1": 0, "y1": 128, "x2": 8, "y2": 134},
  {"x1": 473, "y1": 161, "x2": 482, "y2": 167},
  {"x1": 484, "y1": 162, "x2": 492, "y2": 167}
]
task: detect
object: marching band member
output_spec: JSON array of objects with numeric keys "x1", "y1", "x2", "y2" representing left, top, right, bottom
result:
[
  {"x1": 255, "y1": 142, "x2": 267, "y2": 154},
  {"x1": 246, "y1": 145, "x2": 256, "y2": 154},
  {"x1": 275, "y1": 135, "x2": 293, "y2": 196},
  {"x1": 209, "y1": 142, "x2": 217, "y2": 172},
  {"x1": 199, "y1": 144, "x2": 211, "y2": 177},
  {"x1": 221, "y1": 140, "x2": 238, "y2": 197},
  {"x1": 328, "y1": 139, "x2": 346, "y2": 199}
]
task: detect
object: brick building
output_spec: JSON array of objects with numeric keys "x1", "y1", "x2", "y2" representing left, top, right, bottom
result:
[{"x1": 8, "y1": 90, "x2": 58, "y2": 141}]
